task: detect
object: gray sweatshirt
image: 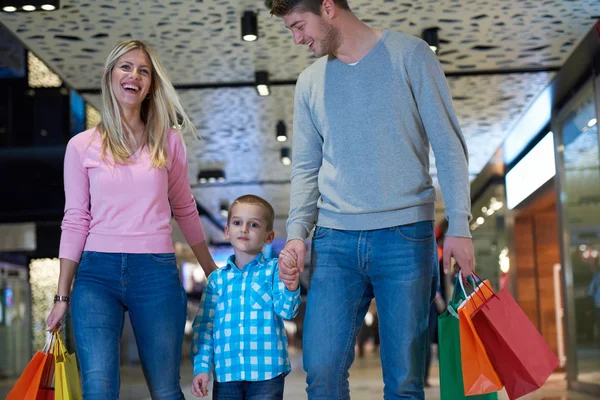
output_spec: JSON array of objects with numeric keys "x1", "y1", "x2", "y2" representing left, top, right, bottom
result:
[{"x1": 287, "y1": 30, "x2": 472, "y2": 240}]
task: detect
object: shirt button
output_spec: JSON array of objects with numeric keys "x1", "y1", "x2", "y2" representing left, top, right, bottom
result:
[
  {"x1": 239, "y1": 323, "x2": 243, "y2": 327},
  {"x1": 243, "y1": 272, "x2": 248, "y2": 277}
]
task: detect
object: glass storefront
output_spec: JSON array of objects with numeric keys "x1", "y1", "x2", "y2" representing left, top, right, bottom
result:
[
  {"x1": 0, "y1": 261, "x2": 31, "y2": 379},
  {"x1": 469, "y1": 184, "x2": 508, "y2": 292},
  {"x1": 554, "y1": 78, "x2": 600, "y2": 388}
]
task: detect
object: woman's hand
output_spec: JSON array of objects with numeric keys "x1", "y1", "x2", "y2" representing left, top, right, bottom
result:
[{"x1": 47, "y1": 301, "x2": 68, "y2": 331}]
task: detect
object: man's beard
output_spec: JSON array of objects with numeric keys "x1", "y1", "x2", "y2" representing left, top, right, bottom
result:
[{"x1": 316, "y1": 20, "x2": 341, "y2": 57}]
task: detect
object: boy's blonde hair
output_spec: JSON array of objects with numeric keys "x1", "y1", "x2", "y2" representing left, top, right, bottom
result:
[
  {"x1": 97, "y1": 39, "x2": 196, "y2": 168},
  {"x1": 228, "y1": 195, "x2": 275, "y2": 232}
]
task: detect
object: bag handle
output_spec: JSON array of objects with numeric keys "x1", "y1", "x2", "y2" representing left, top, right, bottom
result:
[
  {"x1": 42, "y1": 331, "x2": 54, "y2": 353},
  {"x1": 52, "y1": 330, "x2": 68, "y2": 357},
  {"x1": 458, "y1": 271, "x2": 489, "y2": 309},
  {"x1": 461, "y1": 272, "x2": 496, "y2": 312}
]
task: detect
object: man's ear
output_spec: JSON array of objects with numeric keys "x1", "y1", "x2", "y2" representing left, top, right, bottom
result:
[
  {"x1": 322, "y1": 0, "x2": 337, "y2": 19},
  {"x1": 224, "y1": 225, "x2": 230, "y2": 240}
]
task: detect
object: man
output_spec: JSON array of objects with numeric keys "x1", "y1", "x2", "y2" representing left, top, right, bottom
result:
[{"x1": 272, "y1": 0, "x2": 475, "y2": 398}]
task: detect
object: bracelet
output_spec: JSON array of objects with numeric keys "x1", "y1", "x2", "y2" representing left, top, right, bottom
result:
[{"x1": 54, "y1": 295, "x2": 70, "y2": 304}]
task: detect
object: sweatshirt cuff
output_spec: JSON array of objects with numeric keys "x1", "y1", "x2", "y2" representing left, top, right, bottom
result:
[
  {"x1": 446, "y1": 214, "x2": 472, "y2": 238},
  {"x1": 286, "y1": 223, "x2": 310, "y2": 242}
]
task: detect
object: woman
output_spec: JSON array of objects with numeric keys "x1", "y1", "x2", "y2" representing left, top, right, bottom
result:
[{"x1": 46, "y1": 40, "x2": 217, "y2": 400}]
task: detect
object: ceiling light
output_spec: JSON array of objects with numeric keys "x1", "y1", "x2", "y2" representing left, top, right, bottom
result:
[
  {"x1": 241, "y1": 10, "x2": 258, "y2": 42},
  {"x1": 276, "y1": 120, "x2": 287, "y2": 142},
  {"x1": 422, "y1": 27, "x2": 440, "y2": 54},
  {"x1": 281, "y1": 148, "x2": 291, "y2": 166},
  {"x1": 220, "y1": 201, "x2": 229, "y2": 217},
  {"x1": 197, "y1": 169, "x2": 226, "y2": 184},
  {"x1": 1, "y1": 0, "x2": 59, "y2": 12},
  {"x1": 476, "y1": 217, "x2": 485, "y2": 225},
  {"x1": 588, "y1": 118, "x2": 597, "y2": 127},
  {"x1": 255, "y1": 70, "x2": 270, "y2": 96}
]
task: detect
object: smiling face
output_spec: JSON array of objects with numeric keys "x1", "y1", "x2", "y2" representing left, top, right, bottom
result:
[
  {"x1": 283, "y1": 10, "x2": 340, "y2": 57},
  {"x1": 110, "y1": 48, "x2": 152, "y2": 109}
]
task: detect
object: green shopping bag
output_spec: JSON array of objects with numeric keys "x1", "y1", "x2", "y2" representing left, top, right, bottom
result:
[{"x1": 438, "y1": 278, "x2": 498, "y2": 400}]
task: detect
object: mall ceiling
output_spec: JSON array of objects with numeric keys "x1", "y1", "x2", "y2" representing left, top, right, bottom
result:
[{"x1": 1, "y1": 0, "x2": 599, "y2": 240}]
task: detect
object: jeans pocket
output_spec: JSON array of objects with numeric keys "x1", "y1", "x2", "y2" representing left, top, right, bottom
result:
[
  {"x1": 312, "y1": 226, "x2": 333, "y2": 240},
  {"x1": 148, "y1": 253, "x2": 176, "y2": 264},
  {"x1": 394, "y1": 221, "x2": 434, "y2": 242},
  {"x1": 250, "y1": 282, "x2": 273, "y2": 309}
]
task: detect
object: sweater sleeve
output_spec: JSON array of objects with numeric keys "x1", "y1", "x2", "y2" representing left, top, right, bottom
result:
[
  {"x1": 59, "y1": 138, "x2": 91, "y2": 262},
  {"x1": 286, "y1": 71, "x2": 324, "y2": 241},
  {"x1": 168, "y1": 131, "x2": 206, "y2": 246},
  {"x1": 406, "y1": 39, "x2": 472, "y2": 238}
]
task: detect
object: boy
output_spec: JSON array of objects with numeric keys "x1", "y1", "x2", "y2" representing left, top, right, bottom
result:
[{"x1": 191, "y1": 194, "x2": 301, "y2": 399}]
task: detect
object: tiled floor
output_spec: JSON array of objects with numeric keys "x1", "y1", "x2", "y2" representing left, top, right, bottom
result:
[
  {"x1": 1, "y1": 348, "x2": 598, "y2": 399},
  {"x1": 151, "y1": 349, "x2": 598, "y2": 400}
]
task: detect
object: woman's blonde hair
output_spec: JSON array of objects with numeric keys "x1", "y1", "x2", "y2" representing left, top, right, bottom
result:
[{"x1": 97, "y1": 40, "x2": 195, "y2": 168}]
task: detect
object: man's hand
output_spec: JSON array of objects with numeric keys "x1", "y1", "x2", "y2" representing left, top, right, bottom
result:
[
  {"x1": 279, "y1": 250, "x2": 299, "y2": 291},
  {"x1": 279, "y1": 239, "x2": 306, "y2": 289},
  {"x1": 191, "y1": 373, "x2": 209, "y2": 397},
  {"x1": 443, "y1": 236, "x2": 475, "y2": 277}
]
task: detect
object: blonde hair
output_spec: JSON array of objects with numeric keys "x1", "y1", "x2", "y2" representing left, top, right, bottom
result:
[
  {"x1": 97, "y1": 40, "x2": 196, "y2": 168},
  {"x1": 228, "y1": 195, "x2": 275, "y2": 232}
]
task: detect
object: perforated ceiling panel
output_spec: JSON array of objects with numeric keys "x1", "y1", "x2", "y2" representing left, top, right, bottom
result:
[
  {"x1": 1, "y1": 0, "x2": 597, "y2": 234},
  {"x1": 1, "y1": 0, "x2": 597, "y2": 87}
]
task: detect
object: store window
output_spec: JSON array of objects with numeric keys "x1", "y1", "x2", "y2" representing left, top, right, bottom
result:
[{"x1": 555, "y1": 81, "x2": 600, "y2": 385}]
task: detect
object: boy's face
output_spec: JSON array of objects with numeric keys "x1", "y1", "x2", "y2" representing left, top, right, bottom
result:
[{"x1": 225, "y1": 203, "x2": 274, "y2": 254}]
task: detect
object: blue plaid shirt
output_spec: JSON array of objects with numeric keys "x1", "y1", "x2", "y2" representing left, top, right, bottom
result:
[{"x1": 191, "y1": 253, "x2": 301, "y2": 382}]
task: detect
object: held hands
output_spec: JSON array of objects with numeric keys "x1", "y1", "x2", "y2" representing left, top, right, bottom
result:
[
  {"x1": 191, "y1": 373, "x2": 209, "y2": 397},
  {"x1": 46, "y1": 301, "x2": 68, "y2": 332},
  {"x1": 279, "y1": 240, "x2": 305, "y2": 291},
  {"x1": 279, "y1": 250, "x2": 299, "y2": 291},
  {"x1": 443, "y1": 236, "x2": 476, "y2": 277}
]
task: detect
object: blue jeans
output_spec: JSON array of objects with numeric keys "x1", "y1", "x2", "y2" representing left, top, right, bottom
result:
[
  {"x1": 71, "y1": 251, "x2": 188, "y2": 400},
  {"x1": 303, "y1": 222, "x2": 438, "y2": 400},
  {"x1": 212, "y1": 374, "x2": 285, "y2": 400}
]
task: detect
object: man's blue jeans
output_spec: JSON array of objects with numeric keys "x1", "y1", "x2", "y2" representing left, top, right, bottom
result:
[
  {"x1": 303, "y1": 222, "x2": 439, "y2": 400},
  {"x1": 71, "y1": 251, "x2": 188, "y2": 400}
]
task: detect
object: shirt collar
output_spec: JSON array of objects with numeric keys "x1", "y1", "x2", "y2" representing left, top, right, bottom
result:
[{"x1": 224, "y1": 252, "x2": 266, "y2": 271}]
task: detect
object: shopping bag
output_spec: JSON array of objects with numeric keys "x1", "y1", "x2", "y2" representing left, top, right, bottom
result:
[
  {"x1": 438, "y1": 278, "x2": 498, "y2": 400},
  {"x1": 471, "y1": 287, "x2": 559, "y2": 400},
  {"x1": 7, "y1": 334, "x2": 54, "y2": 400},
  {"x1": 457, "y1": 274, "x2": 503, "y2": 395},
  {"x1": 53, "y1": 331, "x2": 82, "y2": 400}
]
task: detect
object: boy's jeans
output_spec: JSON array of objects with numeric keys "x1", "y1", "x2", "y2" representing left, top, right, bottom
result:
[
  {"x1": 303, "y1": 222, "x2": 439, "y2": 400},
  {"x1": 71, "y1": 251, "x2": 188, "y2": 400},
  {"x1": 213, "y1": 374, "x2": 285, "y2": 400}
]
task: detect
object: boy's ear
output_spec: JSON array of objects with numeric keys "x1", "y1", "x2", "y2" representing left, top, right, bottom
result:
[
  {"x1": 224, "y1": 225, "x2": 230, "y2": 240},
  {"x1": 265, "y1": 230, "x2": 275, "y2": 244}
]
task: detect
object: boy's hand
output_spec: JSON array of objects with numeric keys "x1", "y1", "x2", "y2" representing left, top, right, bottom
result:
[
  {"x1": 191, "y1": 373, "x2": 209, "y2": 397},
  {"x1": 279, "y1": 250, "x2": 299, "y2": 291}
]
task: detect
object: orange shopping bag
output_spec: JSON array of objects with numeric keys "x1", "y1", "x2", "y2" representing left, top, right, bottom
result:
[
  {"x1": 7, "y1": 333, "x2": 55, "y2": 400},
  {"x1": 457, "y1": 272, "x2": 503, "y2": 395}
]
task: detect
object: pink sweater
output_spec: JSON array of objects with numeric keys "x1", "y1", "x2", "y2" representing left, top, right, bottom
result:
[{"x1": 59, "y1": 128, "x2": 205, "y2": 263}]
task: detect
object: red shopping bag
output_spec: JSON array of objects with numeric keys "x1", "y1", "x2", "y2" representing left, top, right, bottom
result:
[{"x1": 470, "y1": 287, "x2": 559, "y2": 400}]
